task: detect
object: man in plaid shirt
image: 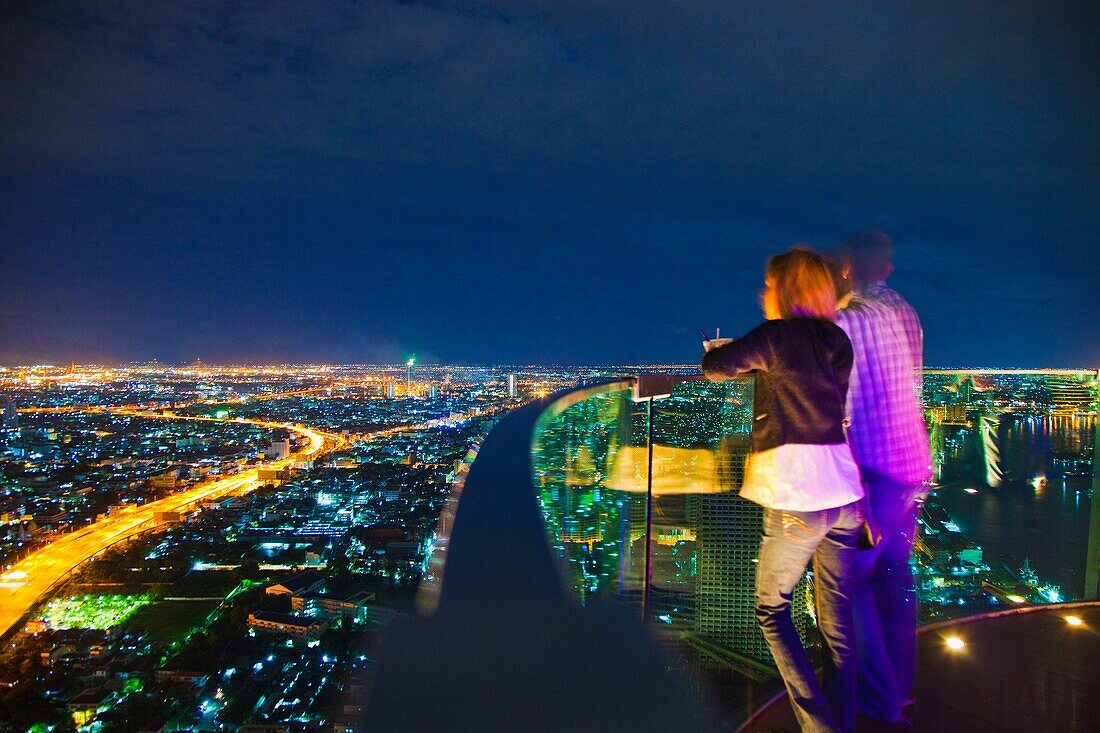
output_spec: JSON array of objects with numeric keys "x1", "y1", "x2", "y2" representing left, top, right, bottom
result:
[{"x1": 834, "y1": 231, "x2": 932, "y2": 728}]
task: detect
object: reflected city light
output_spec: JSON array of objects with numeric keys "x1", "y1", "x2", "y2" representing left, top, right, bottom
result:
[
  {"x1": 1065, "y1": 615, "x2": 1083, "y2": 627},
  {"x1": 945, "y1": 636, "x2": 966, "y2": 651}
]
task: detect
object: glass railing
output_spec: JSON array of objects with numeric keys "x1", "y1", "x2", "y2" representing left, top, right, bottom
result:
[
  {"x1": 371, "y1": 379, "x2": 729, "y2": 731},
  {"x1": 382, "y1": 368, "x2": 1098, "y2": 730},
  {"x1": 531, "y1": 377, "x2": 796, "y2": 725},
  {"x1": 531, "y1": 381, "x2": 648, "y2": 607},
  {"x1": 526, "y1": 369, "x2": 1099, "y2": 726}
]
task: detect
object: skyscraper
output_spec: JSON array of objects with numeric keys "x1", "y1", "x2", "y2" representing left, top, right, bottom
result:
[
  {"x1": 506, "y1": 373, "x2": 518, "y2": 399},
  {"x1": 694, "y1": 432, "x2": 812, "y2": 663},
  {"x1": 1, "y1": 400, "x2": 18, "y2": 429}
]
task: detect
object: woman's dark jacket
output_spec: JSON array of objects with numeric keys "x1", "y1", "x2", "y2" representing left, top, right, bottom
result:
[{"x1": 700, "y1": 318, "x2": 853, "y2": 453}]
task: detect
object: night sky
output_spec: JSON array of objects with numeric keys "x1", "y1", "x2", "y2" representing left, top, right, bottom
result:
[{"x1": 1, "y1": 2, "x2": 1097, "y2": 367}]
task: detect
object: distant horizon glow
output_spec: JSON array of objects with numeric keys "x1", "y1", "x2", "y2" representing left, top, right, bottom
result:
[{"x1": 2, "y1": 361, "x2": 1099, "y2": 371}]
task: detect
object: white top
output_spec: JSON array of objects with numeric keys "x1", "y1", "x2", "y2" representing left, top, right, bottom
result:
[{"x1": 740, "y1": 442, "x2": 864, "y2": 511}]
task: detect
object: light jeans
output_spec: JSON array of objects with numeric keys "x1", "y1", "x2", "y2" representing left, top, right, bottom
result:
[{"x1": 756, "y1": 501, "x2": 863, "y2": 733}]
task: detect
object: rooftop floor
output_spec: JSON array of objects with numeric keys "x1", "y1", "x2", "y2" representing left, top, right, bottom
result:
[{"x1": 742, "y1": 602, "x2": 1100, "y2": 733}]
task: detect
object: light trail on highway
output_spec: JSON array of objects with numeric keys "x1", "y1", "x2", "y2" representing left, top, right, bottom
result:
[
  {"x1": 0, "y1": 410, "x2": 345, "y2": 640},
  {"x1": 0, "y1": 399, "x2": 503, "y2": 639}
]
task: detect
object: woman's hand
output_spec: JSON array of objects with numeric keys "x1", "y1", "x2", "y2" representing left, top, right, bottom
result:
[{"x1": 703, "y1": 337, "x2": 733, "y2": 352}]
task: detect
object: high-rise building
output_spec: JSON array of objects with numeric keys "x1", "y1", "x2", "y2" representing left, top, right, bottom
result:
[
  {"x1": 265, "y1": 429, "x2": 292, "y2": 461},
  {"x1": 694, "y1": 432, "x2": 812, "y2": 663},
  {"x1": 384, "y1": 382, "x2": 397, "y2": 399},
  {"x1": 1048, "y1": 374, "x2": 1096, "y2": 415},
  {"x1": 1, "y1": 400, "x2": 18, "y2": 429},
  {"x1": 506, "y1": 373, "x2": 518, "y2": 399}
]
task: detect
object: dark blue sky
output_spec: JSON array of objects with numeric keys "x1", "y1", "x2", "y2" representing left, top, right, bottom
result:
[{"x1": 1, "y1": 1, "x2": 1097, "y2": 367}]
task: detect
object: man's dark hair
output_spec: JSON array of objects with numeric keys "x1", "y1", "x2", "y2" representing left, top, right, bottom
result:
[{"x1": 842, "y1": 229, "x2": 894, "y2": 285}]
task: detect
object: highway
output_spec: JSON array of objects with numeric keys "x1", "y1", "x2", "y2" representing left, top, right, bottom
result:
[
  {"x1": 0, "y1": 413, "x2": 345, "y2": 640},
  {"x1": 0, "y1": 401, "x2": 495, "y2": 639}
]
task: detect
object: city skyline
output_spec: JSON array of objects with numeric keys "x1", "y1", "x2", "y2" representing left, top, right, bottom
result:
[{"x1": 1, "y1": 362, "x2": 1095, "y2": 729}]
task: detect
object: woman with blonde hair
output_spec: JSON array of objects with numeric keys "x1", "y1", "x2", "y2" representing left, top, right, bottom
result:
[{"x1": 702, "y1": 246, "x2": 864, "y2": 733}]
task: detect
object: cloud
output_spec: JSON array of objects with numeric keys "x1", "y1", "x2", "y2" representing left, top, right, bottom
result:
[
  {"x1": 0, "y1": 1, "x2": 1096, "y2": 365},
  {"x1": 5, "y1": 2, "x2": 1096, "y2": 183}
]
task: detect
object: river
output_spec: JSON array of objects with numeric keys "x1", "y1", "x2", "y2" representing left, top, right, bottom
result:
[{"x1": 930, "y1": 413, "x2": 1094, "y2": 598}]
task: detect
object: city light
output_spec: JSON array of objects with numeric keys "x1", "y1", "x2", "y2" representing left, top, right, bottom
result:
[
  {"x1": 0, "y1": 400, "x2": 344, "y2": 640},
  {"x1": 1039, "y1": 587, "x2": 1063, "y2": 603},
  {"x1": 3, "y1": 363, "x2": 1096, "y2": 730},
  {"x1": 41, "y1": 594, "x2": 151, "y2": 629}
]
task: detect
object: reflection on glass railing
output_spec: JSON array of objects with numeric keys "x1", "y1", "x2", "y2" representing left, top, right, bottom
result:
[
  {"x1": 531, "y1": 379, "x2": 806, "y2": 685},
  {"x1": 532, "y1": 386, "x2": 649, "y2": 604},
  {"x1": 918, "y1": 369, "x2": 1097, "y2": 621},
  {"x1": 529, "y1": 369, "x2": 1097, "y2": 723},
  {"x1": 644, "y1": 379, "x2": 814, "y2": 676}
]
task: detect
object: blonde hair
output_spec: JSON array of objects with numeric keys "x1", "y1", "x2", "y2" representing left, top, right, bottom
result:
[{"x1": 766, "y1": 247, "x2": 838, "y2": 321}]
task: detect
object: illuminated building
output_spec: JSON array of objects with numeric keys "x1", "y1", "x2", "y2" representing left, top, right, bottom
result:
[
  {"x1": 265, "y1": 429, "x2": 292, "y2": 460},
  {"x1": 248, "y1": 611, "x2": 328, "y2": 640},
  {"x1": 507, "y1": 373, "x2": 518, "y2": 398},
  {"x1": 150, "y1": 468, "x2": 186, "y2": 490},
  {"x1": 291, "y1": 590, "x2": 375, "y2": 624},
  {"x1": 265, "y1": 569, "x2": 325, "y2": 596},
  {"x1": 1, "y1": 400, "x2": 17, "y2": 428},
  {"x1": 67, "y1": 688, "x2": 114, "y2": 727},
  {"x1": 693, "y1": 432, "x2": 812, "y2": 663},
  {"x1": 931, "y1": 404, "x2": 969, "y2": 426},
  {"x1": 1048, "y1": 374, "x2": 1096, "y2": 415}
]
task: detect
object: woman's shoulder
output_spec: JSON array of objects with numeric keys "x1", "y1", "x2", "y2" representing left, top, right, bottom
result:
[
  {"x1": 818, "y1": 319, "x2": 849, "y2": 339},
  {"x1": 781, "y1": 317, "x2": 847, "y2": 336},
  {"x1": 750, "y1": 318, "x2": 849, "y2": 349},
  {"x1": 726, "y1": 320, "x2": 782, "y2": 345},
  {"x1": 787, "y1": 318, "x2": 852, "y2": 351},
  {"x1": 819, "y1": 319, "x2": 852, "y2": 349}
]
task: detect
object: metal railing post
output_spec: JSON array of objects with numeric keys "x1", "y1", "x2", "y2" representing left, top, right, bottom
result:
[
  {"x1": 1085, "y1": 369, "x2": 1100, "y2": 600},
  {"x1": 643, "y1": 396, "x2": 654, "y2": 622}
]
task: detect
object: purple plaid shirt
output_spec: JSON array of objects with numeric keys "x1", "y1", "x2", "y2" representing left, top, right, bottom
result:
[{"x1": 836, "y1": 282, "x2": 932, "y2": 487}]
